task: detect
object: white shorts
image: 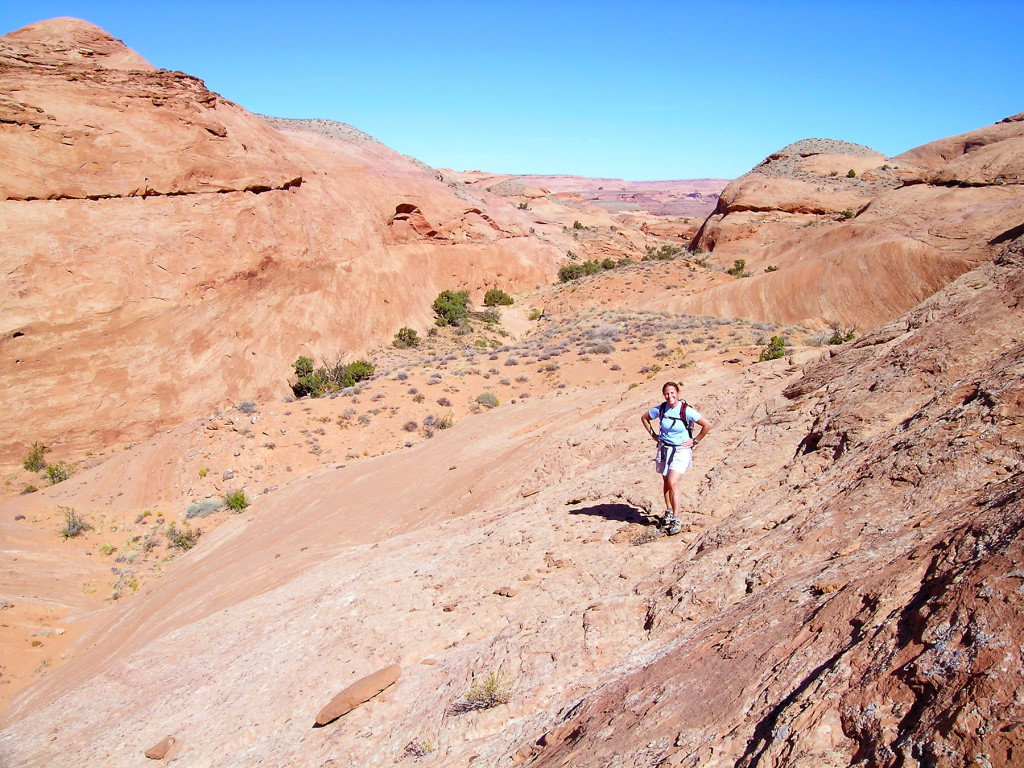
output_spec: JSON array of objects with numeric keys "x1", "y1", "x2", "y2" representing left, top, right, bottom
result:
[{"x1": 655, "y1": 443, "x2": 692, "y2": 477}]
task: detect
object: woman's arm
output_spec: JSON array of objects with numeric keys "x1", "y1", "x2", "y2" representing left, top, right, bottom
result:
[
  {"x1": 692, "y1": 416, "x2": 712, "y2": 446},
  {"x1": 640, "y1": 412, "x2": 658, "y2": 440}
]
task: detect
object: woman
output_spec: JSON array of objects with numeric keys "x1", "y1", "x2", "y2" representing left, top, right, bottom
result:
[{"x1": 640, "y1": 381, "x2": 712, "y2": 535}]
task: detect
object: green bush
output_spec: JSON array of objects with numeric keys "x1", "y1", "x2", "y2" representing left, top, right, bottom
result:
[
  {"x1": 758, "y1": 335, "x2": 787, "y2": 362},
  {"x1": 841, "y1": 209, "x2": 856, "y2": 219},
  {"x1": 45, "y1": 460, "x2": 75, "y2": 485},
  {"x1": 828, "y1": 322, "x2": 855, "y2": 345},
  {"x1": 643, "y1": 243, "x2": 683, "y2": 261},
  {"x1": 727, "y1": 259, "x2": 750, "y2": 277},
  {"x1": 557, "y1": 260, "x2": 603, "y2": 283},
  {"x1": 476, "y1": 392, "x2": 499, "y2": 409},
  {"x1": 601, "y1": 258, "x2": 617, "y2": 270},
  {"x1": 224, "y1": 489, "x2": 250, "y2": 513},
  {"x1": 432, "y1": 290, "x2": 471, "y2": 326},
  {"x1": 393, "y1": 327, "x2": 420, "y2": 348},
  {"x1": 765, "y1": 265, "x2": 779, "y2": 273},
  {"x1": 483, "y1": 288, "x2": 514, "y2": 306},
  {"x1": 847, "y1": 168, "x2": 857, "y2": 178},
  {"x1": 59, "y1": 506, "x2": 92, "y2": 539},
  {"x1": 291, "y1": 356, "x2": 375, "y2": 398},
  {"x1": 23, "y1": 442, "x2": 49, "y2": 472},
  {"x1": 573, "y1": 220, "x2": 584, "y2": 230},
  {"x1": 166, "y1": 522, "x2": 201, "y2": 551}
]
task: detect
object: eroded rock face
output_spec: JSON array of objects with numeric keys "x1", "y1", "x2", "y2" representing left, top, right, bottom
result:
[
  {"x1": 0, "y1": 19, "x2": 564, "y2": 463},
  {"x1": 684, "y1": 122, "x2": 1024, "y2": 331}
]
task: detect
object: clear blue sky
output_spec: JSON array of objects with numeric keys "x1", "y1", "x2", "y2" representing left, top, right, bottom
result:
[{"x1": 3, "y1": 1, "x2": 1021, "y2": 180}]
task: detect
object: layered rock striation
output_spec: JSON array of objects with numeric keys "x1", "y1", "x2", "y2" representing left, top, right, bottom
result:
[
  {"x1": 0, "y1": 18, "x2": 565, "y2": 463},
  {"x1": 685, "y1": 121, "x2": 1024, "y2": 331}
]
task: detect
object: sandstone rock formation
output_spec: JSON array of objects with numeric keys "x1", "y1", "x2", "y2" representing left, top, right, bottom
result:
[
  {"x1": 2, "y1": 228, "x2": 1020, "y2": 766},
  {"x1": 684, "y1": 123, "x2": 1024, "y2": 330},
  {"x1": 2, "y1": 15, "x2": 1023, "y2": 768},
  {"x1": 0, "y1": 18, "x2": 566, "y2": 464}
]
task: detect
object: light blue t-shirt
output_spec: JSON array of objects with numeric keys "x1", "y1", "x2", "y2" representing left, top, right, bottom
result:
[{"x1": 648, "y1": 403, "x2": 701, "y2": 446}]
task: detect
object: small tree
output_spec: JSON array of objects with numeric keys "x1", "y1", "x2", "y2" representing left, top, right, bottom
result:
[
  {"x1": 432, "y1": 290, "x2": 470, "y2": 326},
  {"x1": 483, "y1": 288, "x2": 514, "y2": 307},
  {"x1": 393, "y1": 327, "x2": 420, "y2": 348},
  {"x1": 23, "y1": 442, "x2": 50, "y2": 472}
]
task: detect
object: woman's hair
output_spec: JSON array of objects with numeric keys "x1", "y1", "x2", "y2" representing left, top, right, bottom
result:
[{"x1": 662, "y1": 381, "x2": 680, "y2": 395}]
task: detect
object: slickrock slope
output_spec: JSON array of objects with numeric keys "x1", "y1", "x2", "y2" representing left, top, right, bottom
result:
[
  {"x1": 0, "y1": 19, "x2": 566, "y2": 465},
  {"x1": 685, "y1": 122, "x2": 1024, "y2": 330},
  {"x1": 2, "y1": 223, "x2": 1021, "y2": 766}
]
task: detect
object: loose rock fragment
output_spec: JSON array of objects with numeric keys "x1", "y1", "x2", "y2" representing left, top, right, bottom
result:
[
  {"x1": 314, "y1": 663, "x2": 401, "y2": 727},
  {"x1": 144, "y1": 735, "x2": 176, "y2": 760}
]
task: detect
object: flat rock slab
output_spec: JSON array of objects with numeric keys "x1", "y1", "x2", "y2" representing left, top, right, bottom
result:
[{"x1": 314, "y1": 664, "x2": 401, "y2": 727}]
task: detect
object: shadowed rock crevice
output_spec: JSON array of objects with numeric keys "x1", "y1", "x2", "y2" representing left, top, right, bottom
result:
[{"x1": 4, "y1": 176, "x2": 302, "y2": 202}]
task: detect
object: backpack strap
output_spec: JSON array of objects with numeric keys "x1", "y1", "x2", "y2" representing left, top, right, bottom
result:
[{"x1": 657, "y1": 401, "x2": 693, "y2": 440}]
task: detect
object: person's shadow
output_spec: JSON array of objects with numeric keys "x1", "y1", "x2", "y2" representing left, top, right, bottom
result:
[{"x1": 568, "y1": 503, "x2": 648, "y2": 524}]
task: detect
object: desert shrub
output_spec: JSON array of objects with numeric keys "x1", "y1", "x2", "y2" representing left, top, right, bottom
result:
[
  {"x1": 765, "y1": 264, "x2": 779, "y2": 273},
  {"x1": 601, "y1": 258, "x2": 617, "y2": 270},
  {"x1": 437, "y1": 396, "x2": 452, "y2": 407},
  {"x1": 224, "y1": 489, "x2": 250, "y2": 513},
  {"x1": 291, "y1": 356, "x2": 375, "y2": 398},
  {"x1": 166, "y1": 522, "x2": 201, "y2": 551},
  {"x1": 573, "y1": 220, "x2": 584, "y2": 229},
  {"x1": 644, "y1": 243, "x2": 683, "y2": 261},
  {"x1": 558, "y1": 260, "x2": 603, "y2": 283},
  {"x1": 587, "y1": 341, "x2": 615, "y2": 355},
  {"x1": 186, "y1": 499, "x2": 224, "y2": 519},
  {"x1": 23, "y1": 442, "x2": 49, "y2": 472},
  {"x1": 236, "y1": 400, "x2": 258, "y2": 414},
  {"x1": 528, "y1": 308, "x2": 542, "y2": 320},
  {"x1": 483, "y1": 288, "x2": 514, "y2": 306},
  {"x1": 100, "y1": 543, "x2": 116, "y2": 556},
  {"x1": 476, "y1": 392, "x2": 499, "y2": 409},
  {"x1": 828, "y1": 322, "x2": 856, "y2": 345},
  {"x1": 45, "y1": 460, "x2": 75, "y2": 485},
  {"x1": 436, "y1": 412, "x2": 455, "y2": 429},
  {"x1": 403, "y1": 420, "x2": 418, "y2": 432},
  {"x1": 20, "y1": 484, "x2": 38, "y2": 495},
  {"x1": 59, "y1": 506, "x2": 92, "y2": 539},
  {"x1": 847, "y1": 168, "x2": 857, "y2": 178},
  {"x1": 841, "y1": 209, "x2": 855, "y2": 219},
  {"x1": 393, "y1": 326, "x2": 420, "y2": 348},
  {"x1": 480, "y1": 309, "x2": 500, "y2": 324},
  {"x1": 432, "y1": 290, "x2": 471, "y2": 326},
  {"x1": 758, "y1": 335, "x2": 787, "y2": 362},
  {"x1": 727, "y1": 259, "x2": 750, "y2": 277},
  {"x1": 451, "y1": 672, "x2": 512, "y2": 713},
  {"x1": 617, "y1": 257, "x2": 634, "y2": 267}
]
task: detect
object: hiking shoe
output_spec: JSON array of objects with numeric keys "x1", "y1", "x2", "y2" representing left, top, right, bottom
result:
[
  {"x1": 665, "y1": 516, "x2": 683, "y2": 536},
  {"x1": 660, "y1": 509, "x2": 673, "y2": 529}
]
